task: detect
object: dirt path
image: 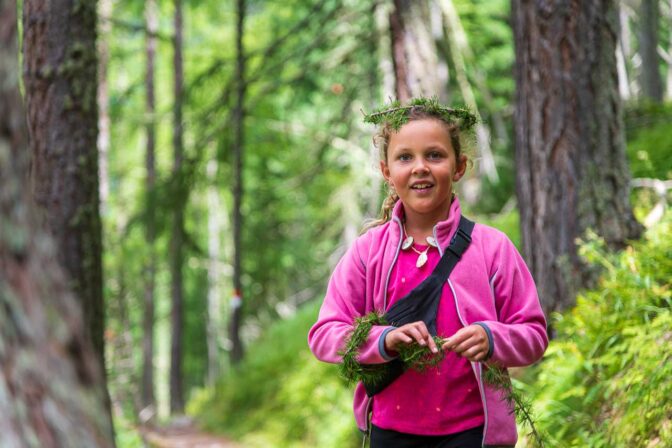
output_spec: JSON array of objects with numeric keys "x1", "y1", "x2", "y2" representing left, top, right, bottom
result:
[{"x1": 140, "y1": 423, "x2": 240, "y2": 448}]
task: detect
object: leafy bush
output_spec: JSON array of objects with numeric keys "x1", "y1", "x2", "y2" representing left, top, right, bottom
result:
[
  {"x1": 528, "y1": 212, "x2": 672, "y2": 447},
  {"x1": 624, "y1": 102, "x2": 672, "y2": 180},
  {"x1": 189, "y1": 301, "x2": 359, "y2": 448}
]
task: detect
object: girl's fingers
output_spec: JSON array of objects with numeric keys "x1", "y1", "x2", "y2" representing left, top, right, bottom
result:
[
  {"x1": 406, "y1": 326, "x2": 426, "y2": 346},
  {"x1": 426, "y1": 334, "x2": 438, "y2": 353},
  {"x1": 410, "y1": 322, "x2": 438, "y2": 352},
  {"x1": 455, "y1": 336, "x2": 486, "y2": 354},
  {"x1": 391, "y1": 322, "x2": 439, "y2": 353},
  {"x1": 441, "y1": 330, "x2": 469, "y2": 351},
  {"x1": 396, "y1": 332, "x2": 413, "y2": 344},
  {"x1": 460, "y1": 345, "x2": 485, "y2": 361}
]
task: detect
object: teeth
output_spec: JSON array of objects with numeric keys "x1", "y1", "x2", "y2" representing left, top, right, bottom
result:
[{"x1": 412, "y1": 184, "x2": 432, "y2": 189}]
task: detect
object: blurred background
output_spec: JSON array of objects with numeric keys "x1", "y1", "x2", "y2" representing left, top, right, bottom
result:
[{"x1": 3, "y1": 0, "x2": 671, "y2": 447}]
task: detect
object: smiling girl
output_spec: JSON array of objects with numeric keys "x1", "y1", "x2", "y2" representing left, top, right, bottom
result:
[{"x1": 308, "y1": 99, "x2": 547, "y2": 448}]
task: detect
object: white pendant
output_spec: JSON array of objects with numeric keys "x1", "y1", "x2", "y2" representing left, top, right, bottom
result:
[
  {"x1": 402, "y1": 236, "x2": 414, "y2": 250},
  {"x1": 426, "y1": 236, "x2": 438, "y2": 247},
  {"x1": 416, "y1": 251, "x2": 428, "y2": 268}
]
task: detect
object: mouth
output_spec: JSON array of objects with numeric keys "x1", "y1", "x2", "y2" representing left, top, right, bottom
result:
[{"x1": 410, "y1": 182, "x2": 434, "y2": 191}]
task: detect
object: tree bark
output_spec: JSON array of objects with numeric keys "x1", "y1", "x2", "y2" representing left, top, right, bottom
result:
[
  {"x1": 170, "y1": 0, "x2": 185, "y2": 413},
  {"x1": 230, "y1": 0, "x2": 246, "y2": 365},
  {"x1": 21, "y1": 0, "x2": 115, "y2": 435},
  {"x1": 23, "y1": 0, "x2": 105, "y2": 374},
  {"x1": 142, "y1": 0, "x2": 158, "y2": 412},
  {"x1": 638, "y1": 0, "x2": 663, "y2": 102},
  {"x1": 512, "y1": 0, "x2": 643, "y2": 315},
  {"x1": 1, "y1": 1, "x2": 113, "y2": 445},
  {"x1": 389, "y1": 0, "x2": 443, "y2": 101}
]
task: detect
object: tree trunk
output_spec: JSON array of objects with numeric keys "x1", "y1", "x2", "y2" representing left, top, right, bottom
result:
[
  {"x1": 512, "y1": 0, "x2": 643, "y2": 315},
  {"x1": 437, "y1": 0, "x2": 498, "y2": 206},
  {"x1": 170, "y1": 0, "x2": 185, "y2": 413},
  {"x1": 230, "y1": 0, "x2": 246, "y2": 365},
  {"x1": 22, "y1": 0, "x2": 115, "y2": 435},
  {"x1": 142, "y1": 0, "x2": 158, "y2": 412},
  {"x1": 389, "y1": 0, "x2": 442, "y2": 101},
  {"x1": 666, "y1": 0, "x2": 672, "y2": 100},
  {"x1": 98, "y1": 0, "x2": 111, "y2": 213},
  {"x1": 1, "y1": 2, "x2": 113, "y2": 445},
  {"x1": 616, "y1": 3, "x2": 631, "y2": 100},
  {"x1": 206, "y1": 159, "x2": 224, "y2": 386},
  {"x1": 23, "y1": 0, "x2": 105, "y2": 374},
  {"x1": 638, "y1": 0, "x2": 663, "y2": 102}
]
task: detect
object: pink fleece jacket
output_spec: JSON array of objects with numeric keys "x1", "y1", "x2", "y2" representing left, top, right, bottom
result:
[{"x1": 308, "y1": 198, "x2": 548, "y2": 447}]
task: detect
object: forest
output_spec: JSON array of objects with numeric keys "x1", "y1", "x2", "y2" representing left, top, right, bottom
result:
[{"x1": 0, "y1": 0, "x2": 671, "y2": 447}]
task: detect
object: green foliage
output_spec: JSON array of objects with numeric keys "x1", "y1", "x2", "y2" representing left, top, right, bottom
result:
[
  {"x1": 624, "y1": 102, "x2": 672, "y2": 180},
  {"x1": 476, "y1": 208, "x2": 520, "y2": 249},
  {"x1": 338, "y1": 312, "x2": 389, "y2": 385},
  {"x1": 338, "y1": 311, "x2": 446, "y2": 386},
  {"x1": 529, "y1": 212, "x2": 672, "y2": 447},
  {"x1": 483, "y1": 367, "x2": 545, "y2": 448},
  {"x1": 113, "y1": 412, "x2": 145, "y2": 448},
  {"x1": 189, "y1": 302, "x2": 359, "y2": 447}
]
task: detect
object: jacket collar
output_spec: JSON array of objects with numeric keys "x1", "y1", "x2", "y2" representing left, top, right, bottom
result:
[{"x1": 390, "y1": 196, "x2": 463, "y2": 253}]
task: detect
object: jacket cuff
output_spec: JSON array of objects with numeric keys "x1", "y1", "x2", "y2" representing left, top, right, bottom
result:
[
  {"x1": 378, "y1": 326, "x2": 397, "y2": 361},
  {"x1": 473, "y1": 322, "x2": 494, "y2": 360}
]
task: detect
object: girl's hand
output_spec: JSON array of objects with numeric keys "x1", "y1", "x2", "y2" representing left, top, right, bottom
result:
[
  {"x1": 384, "y1": 321, "x2": 439, "y2": 355},
  {"x1": 441, "y1": 325, "x2": 489, "y2": 362}
]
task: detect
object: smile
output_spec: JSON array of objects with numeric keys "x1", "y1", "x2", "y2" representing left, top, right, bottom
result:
[{"x1": 411, "y1": 183, "x2": 433, "y2": 190}]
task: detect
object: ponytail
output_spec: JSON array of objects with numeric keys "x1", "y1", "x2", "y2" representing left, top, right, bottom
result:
[{"x1": 361, "y1": 187, "x2": 399, "y2": 233}]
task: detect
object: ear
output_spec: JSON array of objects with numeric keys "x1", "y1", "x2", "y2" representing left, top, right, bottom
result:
[
  {"x1": 380, "y1": 160, "x2": 391, "y2": 183},
  {"x1": 453, "y1": 155, "x2": 468, "y2": 182}
]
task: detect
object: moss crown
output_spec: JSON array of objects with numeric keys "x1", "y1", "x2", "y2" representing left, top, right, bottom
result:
[{"x1": 363, "y1": 97, "x2": 478, "y2": 131}]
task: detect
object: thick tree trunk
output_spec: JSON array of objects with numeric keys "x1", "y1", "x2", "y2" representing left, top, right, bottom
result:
[
  {"x1": 389, "y1": 0, "x2": 442, "y2": 101},
  {"x1": 1, "y1": 2, "x2": 113, "y2": 446},
  {"x1": 23, "y1": 0, "x2": 105, "y2": 373},
  {"x1": 638, "y1": 0, "x2": 663, "y2": 102},
  {"x1": 170, "y1": 0, "x2": 185, "y2": 413},
  {"x1": 22, "y1": 0, "x2": 115, "y2": 436},
  {"x1": 142, "y1": 0, "x2": 158, "y2": 412},
  {"x1": 230, "y1": 0, "x2": 246, "y2": 365},
  {"x1": 512, "y1": 1, "x2": 643, "y2": 315}
]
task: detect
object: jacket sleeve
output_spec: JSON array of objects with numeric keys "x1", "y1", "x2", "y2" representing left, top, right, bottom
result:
[
  {"x1": 308, "y1": 237, "x2": 395, "y2": 365},
  {"x1": 478, "y1": 235, "x2": 548, "y2": 368}
]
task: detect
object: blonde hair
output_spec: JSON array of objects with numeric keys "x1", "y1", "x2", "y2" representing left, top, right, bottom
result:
[{"x1": 363, "y1": 107, "x2": 466, "y2": 232}]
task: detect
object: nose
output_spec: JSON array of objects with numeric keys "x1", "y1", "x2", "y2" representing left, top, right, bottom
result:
[{"x1": 412, "y1": 159, "x2": 430, "y2": 175}]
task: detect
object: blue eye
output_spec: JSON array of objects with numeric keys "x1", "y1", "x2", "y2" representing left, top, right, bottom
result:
[
  {"x1": 399, "y1": 154, "x2": 412, "y2": 161},
  {"x1": 428, "y1": 151, "x2": 443, "y2": 160}
]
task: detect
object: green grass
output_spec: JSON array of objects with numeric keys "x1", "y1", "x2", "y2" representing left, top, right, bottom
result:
[{"x1": 189, "y1": 301, "x2": 359, "y2": 448}]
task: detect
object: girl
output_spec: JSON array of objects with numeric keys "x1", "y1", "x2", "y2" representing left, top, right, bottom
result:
[{"x1": 308, "y1": 99, "x2": 547, "y2": 448}]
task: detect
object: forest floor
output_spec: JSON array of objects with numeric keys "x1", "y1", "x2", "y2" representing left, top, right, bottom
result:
[{"x1": 139, "y1": 421, "x2": 240, "y2": 448}]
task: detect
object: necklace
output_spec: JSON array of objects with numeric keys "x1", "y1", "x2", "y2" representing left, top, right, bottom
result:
[{"x1": 401, "y1": 222, "x2": 438, "y2": 268}]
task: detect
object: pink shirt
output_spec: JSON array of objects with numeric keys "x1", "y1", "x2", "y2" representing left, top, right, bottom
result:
[{"x1": 371, "y1": 243, "x2": 485, "y2": 435}]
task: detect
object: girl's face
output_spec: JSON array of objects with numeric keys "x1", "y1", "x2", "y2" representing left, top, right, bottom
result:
[{"x1": 380, "y1": 119, "x2": 466, "y2": 225}]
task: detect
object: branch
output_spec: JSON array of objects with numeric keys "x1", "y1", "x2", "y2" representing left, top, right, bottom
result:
[{"x1": 631, "y1": 178, "x2": 672, "y2": 196}]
